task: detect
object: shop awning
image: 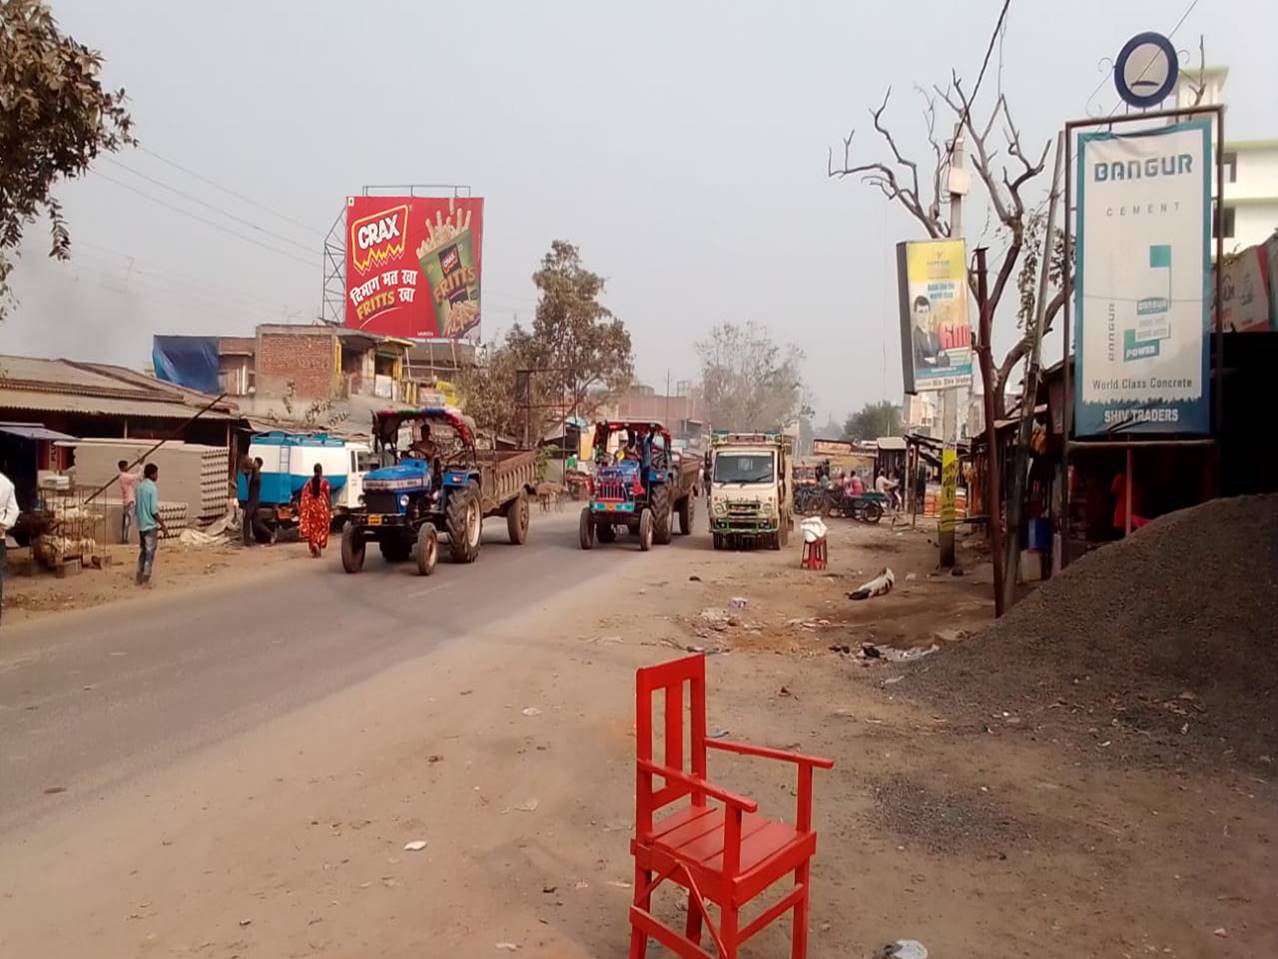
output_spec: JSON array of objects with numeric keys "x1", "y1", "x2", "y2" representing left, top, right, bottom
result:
[{"x1": 0, "y1": 422, "x2": 78, "y2": 442}]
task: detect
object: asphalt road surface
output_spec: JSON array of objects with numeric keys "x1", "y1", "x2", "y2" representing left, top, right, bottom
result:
[{"x1": 0, "y1": 509, "x2": 697, "y2": 839}]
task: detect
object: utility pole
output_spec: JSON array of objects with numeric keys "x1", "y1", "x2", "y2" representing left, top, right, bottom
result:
[
  {"x1": 974, "y1": 248, "x2": 1004, "y2": 617},
  {"x1": 939, "y1": 124, "x2": 965, "y2": 568}
]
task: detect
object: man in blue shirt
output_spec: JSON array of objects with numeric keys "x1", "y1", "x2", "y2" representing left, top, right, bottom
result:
[{"x1": 134, "y1": 463, "x2": 167, "y2": 587}]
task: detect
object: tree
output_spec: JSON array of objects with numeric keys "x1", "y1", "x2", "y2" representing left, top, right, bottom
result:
[
  {"x1": 696, "y1": 321, "x2": 811, "y2": 432},
  {"x1": 827, "y1": 80, "x2": 1069, "y2": 423},
  {"x1": 842, "y1": 400, "x2": 902, "y2": 442},
  {"x1": 457, "y1": 241, "x2": 632, "y2": 442},
  {"x1": 0, "y1": 0, "x2": 135, "y2": 316}
]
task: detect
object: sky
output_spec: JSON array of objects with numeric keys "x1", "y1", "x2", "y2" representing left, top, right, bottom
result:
[{"x1": 3, "y1": 0, "x2": 1275, "y2": 424}]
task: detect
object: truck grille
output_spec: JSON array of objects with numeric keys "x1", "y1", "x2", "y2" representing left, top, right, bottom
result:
[
  {"x1": 595, "y1": 477, "x2": 630, "y2": 502},
  {"x1": 364, "y1": 491, "x2": 398, "y2": 514}
]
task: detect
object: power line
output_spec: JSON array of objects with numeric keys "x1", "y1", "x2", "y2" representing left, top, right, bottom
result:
[
  {"x1": 90, "y1": 170, "x2": 315, "y2": 269},
  {"x1": 137, "y1": 145, "x2": 320, "y2": 233},
  {"x1": 103, "y1": 157, "x2": 315, "y2": 254},
  {"x1": 945, "y1": 0, "x2": 1012, "y2": 168}
]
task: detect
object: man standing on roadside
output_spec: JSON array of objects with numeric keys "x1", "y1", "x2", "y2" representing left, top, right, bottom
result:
[
  {"x1": 135, "y1": 463, "x2": 167, "y2": 587},
  {"x1": 117, "y1": 459, "x2": 139, "y2": 544},
  {"x1": 0, "y1": 468, "x2": 19, "y2": 623}
]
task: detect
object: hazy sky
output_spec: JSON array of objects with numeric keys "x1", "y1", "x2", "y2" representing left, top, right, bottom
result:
[{"x1": 3, "y1": 0, "x2": 1274, "y2": 422}]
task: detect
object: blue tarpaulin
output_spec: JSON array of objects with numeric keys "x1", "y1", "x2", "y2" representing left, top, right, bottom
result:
[{"x1": 152, "y1": 336, "x2": 219, "y2": 394}]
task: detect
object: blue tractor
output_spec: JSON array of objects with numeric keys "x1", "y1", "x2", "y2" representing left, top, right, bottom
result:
[{"x1": 340, "y1": 408, "x2": 537, "y2": 575}]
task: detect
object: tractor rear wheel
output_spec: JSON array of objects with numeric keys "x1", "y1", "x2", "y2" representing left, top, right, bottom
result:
[
  {"x1": 341, "y1": 526, "x2": 365, "y2": 573},
  {"x1": 506, "y1": 492, "x2": 530, "y2": 545},
  {"x1": 578, "y1": 507, "x2": 594, "y2": 550},
  {"x1": 651, "y1": 485, "x2": 672, "y2": 545},
  {"x1": 638, "y1": 508, "x2": 654, "y2": 552},
  {"x1": 380, "y1": 537, "x2": 412, "y2": 563},
  {"x1": 447, "y1": 480, "x2": 482, "y2": 563},
  {"x1": 416, "y1": 524, "x2": 438, "y2": 576},
  {"x1": 676, "y1": 495, "x2": 694, "y2": 535},
  {"x1": 596, "y1": 523, "x2": 617, "y2": 543}
]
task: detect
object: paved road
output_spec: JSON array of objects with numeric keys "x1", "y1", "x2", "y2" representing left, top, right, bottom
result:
[{"x1": 0, "y1": 510, "x2": 697, "y2": 838}]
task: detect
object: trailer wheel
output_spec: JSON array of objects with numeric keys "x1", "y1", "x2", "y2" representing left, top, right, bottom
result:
[
  {"x1": 506, "y1": 492, "x2": 530, "y2": 545},
  {"x1": 447, "y1": 480, "x2": 482, "y2": 564},
  {"x1": 638, "y1": 508, "x2": 654, "y2": 552},
  {"x1": 651, "y1": 485, "x2": 672, "y2": 545},
  {"x1": 416, "y1": 524, "x2": 438, "y2": 576},
  {"x1": 676, "y1": 495, "x2": 694, "y2": 535},
  {"x1": 578, "y1": 507, "x2": 594, "y2": 550},
  {"x1": 863, "y1": 502, "x2": 883, "y2": 524},
  {"x1": 341, "y1": 526, "x2": 365, "y2": 574}
]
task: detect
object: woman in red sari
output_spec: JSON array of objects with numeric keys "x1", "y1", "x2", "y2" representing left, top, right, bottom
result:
[{"x1": 299, "y1": 463, "x2": 332, "y2": 557}]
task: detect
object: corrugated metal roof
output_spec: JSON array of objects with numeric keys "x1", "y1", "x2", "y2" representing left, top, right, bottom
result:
[
  {"x1": 0, "y1": 422, "x2": 78, "y2": 442},
  {"x1": 0, "y1": 355, "x2": 236, "y2": 421}
]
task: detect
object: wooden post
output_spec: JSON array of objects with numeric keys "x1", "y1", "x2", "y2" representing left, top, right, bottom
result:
[{"x1": 1124, "y1": 447, "x2": 1133, "y2": 538}]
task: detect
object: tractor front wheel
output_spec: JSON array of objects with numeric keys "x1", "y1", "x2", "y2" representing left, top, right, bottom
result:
[
  {"x1": 341, "y1": 526, "x2": 365, "y2": 573},
  {"x1": 638, "y1": 508, "x2": 654, "y2": 552},
  {"x1": 578, "y1": 507, "x2": 594, "y2": 550},
  {"x1": 416, "y1": 524, "x2": 438, "y2": 576},
  {"x1": 651, "y1": 485, "x2": 672, "y2": 545}
]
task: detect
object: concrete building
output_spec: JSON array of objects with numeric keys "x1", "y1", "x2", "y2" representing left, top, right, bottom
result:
[{"x1": 1174, "y1": 66, "x2": 1278, "y2": 253}]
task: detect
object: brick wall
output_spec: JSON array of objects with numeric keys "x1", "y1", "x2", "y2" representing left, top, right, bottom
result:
[{"x1": 255, "y1": 331, "x2": 336, "y2": 399}]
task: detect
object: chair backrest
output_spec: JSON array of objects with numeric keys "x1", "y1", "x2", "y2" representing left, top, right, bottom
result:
[{"x1": 635, "y1": 654, "x2": 708, "y2": 838}]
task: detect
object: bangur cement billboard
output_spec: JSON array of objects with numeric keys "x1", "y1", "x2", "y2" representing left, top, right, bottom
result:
[
  {"x1": 895, "y1": 239, "x2": 973, "y2": 393},
  {"x1": 345, "y1": 196, "x2": 483, "y2": 340},
  {"x1": 1074, "y1": 121, "x2": 1211, "y2": 436}
]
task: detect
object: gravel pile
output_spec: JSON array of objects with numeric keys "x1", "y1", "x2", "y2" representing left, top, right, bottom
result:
[{"x1": 909, "y1": 495, "x2": 1278, "y2": 768}]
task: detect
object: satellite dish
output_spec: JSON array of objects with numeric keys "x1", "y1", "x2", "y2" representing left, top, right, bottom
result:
[{"x1": 1114, "y1": 32, "x2": 1179, "y2": 109}]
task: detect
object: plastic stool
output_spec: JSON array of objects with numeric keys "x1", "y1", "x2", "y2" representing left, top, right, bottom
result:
[{"x1": 801, "y1": 537, "x2": 827, "y2": 570}]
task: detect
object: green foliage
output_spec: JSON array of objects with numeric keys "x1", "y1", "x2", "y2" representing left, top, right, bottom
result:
[
  {"x1": 842, "y1": 400, "x2": 902, "y2": 442},
  {"x1": 0, "y1": 0, "x2": 136, "y2": 315},
  {"x1": 458, "y1": 241, "x2": 632, "y2": 442},
  {"x1": 696, "y1": 321, "x2": 811, "y2": 432}
]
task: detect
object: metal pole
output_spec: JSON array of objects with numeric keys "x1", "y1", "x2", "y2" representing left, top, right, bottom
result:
[
  {"x1": 1213, "y1": 105, "x2": 1224, "y2": 494},
  {"x1": 1061, "y1": 124, "x2": 1074, "y2": 570},
  {"x1": 940, "y1": 124, "x2": 963, "y2": 568}
]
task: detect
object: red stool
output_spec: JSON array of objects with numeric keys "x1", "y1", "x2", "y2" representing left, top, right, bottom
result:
[{"x1": 801, "y1": 537, "x2": 827, "y2": 570}]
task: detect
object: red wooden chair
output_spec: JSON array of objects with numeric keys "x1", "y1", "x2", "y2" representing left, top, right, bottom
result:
[{"x1": 629, "y1": 654, "x2": 834, "y2": 959}]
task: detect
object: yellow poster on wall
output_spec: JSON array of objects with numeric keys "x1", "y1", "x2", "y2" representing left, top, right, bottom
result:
[{"x1": 939, "y1": 446, "x2": 958, "y2": 534}]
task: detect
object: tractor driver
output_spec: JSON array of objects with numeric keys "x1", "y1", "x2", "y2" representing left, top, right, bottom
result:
[{"x1": 409, "y1": 423, "x2": 438, "y2": 461}]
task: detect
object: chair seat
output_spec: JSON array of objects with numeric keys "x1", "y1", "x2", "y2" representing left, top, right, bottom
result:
[{"x1": 633, "y1": 804, "x2": 809, "y2": 902}]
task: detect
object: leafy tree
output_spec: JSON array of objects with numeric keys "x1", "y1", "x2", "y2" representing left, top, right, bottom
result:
[
  {"x1": 842, "y1": 400, "x2": 902, "y2": 442},
  {"x1": 458, "y1": 241, "x2": 632, "y2": 442},
  {"x1": 696, "y1": 321, "x2": 811, "y2": 432},
  {"x1": 0, "y1": 0, "x2": 135, "y2": 315}
]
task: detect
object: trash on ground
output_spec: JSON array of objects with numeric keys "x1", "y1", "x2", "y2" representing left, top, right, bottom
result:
[
  {"x1": 511, "y1": 798, "x2": 539, "y2": 813},
  {"x1": 239, "y1": 919, "x2": 252, "y2": 927},
  {"x1": 520, "y1": 706, "x2": 542, "y2": 717},
  {"x1": 689, "y1": 575, "x2": 701, "y2": 582},
  {"x1": 403, "y1": 840, "x2": 428, "y2": 852},
  {"x1": 708, "y1": 728, "x2": 730, "y2": 739},
  {"x1": 495, "y1": 942, "x2": 519, "y2": 951},
  {"x1": 606, "y1": 880, "x2": 632, "y2": 889},
  {"x1": 876, "y1": 939, "x2": 928, "y2": 959},
  {"x1": 883, "y1": 675, "x2": 904, "y2": 686},
  {"x1": 848, "y1": 568, "x2": 895, "y2": 601},
  {"x1": 933, "y1": 628, "x2": 967, "y2": 643},
  {"x1": 1213, "y1": 927, "x2": 1228, "y2": 938},
  {"x1": 729, "y1": 596, "x2": 748, "y2": 609}
]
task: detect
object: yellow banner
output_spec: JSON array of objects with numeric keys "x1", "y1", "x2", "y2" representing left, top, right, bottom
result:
[{"x1": 939, "y1": 446, "x2": 958, "y2": 534}]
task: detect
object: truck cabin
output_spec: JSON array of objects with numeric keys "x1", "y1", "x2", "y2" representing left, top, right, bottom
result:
[{"x1": 712, "y1": 448, "x2": 777, "y2": 486}]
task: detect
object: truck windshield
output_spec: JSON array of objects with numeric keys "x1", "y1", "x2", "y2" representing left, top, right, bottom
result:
[{"x1": 714, "y1": 453, "x2": 774, "y2": 484}]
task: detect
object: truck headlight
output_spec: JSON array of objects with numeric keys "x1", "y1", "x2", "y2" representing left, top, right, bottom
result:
[{"x1": 399, "y1": 494, "x2": 410, "y2": 508}]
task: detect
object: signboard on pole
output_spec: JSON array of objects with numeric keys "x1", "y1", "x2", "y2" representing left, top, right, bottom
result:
[
  {"x1": 1074, "y1": 120, "x2": 1211, "y2": 436},
  {"x1": 345, "y1": 195, "x2": 484, "y2": 340},
  {"x1": 895, "y1": 239, "x2": 973, "y2": 393}
]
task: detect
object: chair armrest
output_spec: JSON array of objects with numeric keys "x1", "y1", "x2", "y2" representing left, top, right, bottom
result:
[
  {"x1": 706, "y1": 738, "x2": 835, "y2": 770},
  {"x1": 637, "y1": 758, "x2": 759, "y2": 813}
]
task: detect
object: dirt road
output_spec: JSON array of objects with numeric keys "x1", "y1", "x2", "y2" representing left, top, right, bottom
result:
[{"x1": 0, "y1": 512, "x2": 1272, "y2": 958}]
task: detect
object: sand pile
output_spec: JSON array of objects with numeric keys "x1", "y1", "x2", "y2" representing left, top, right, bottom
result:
[{"x1": 909, "y1": 495, "x2": 1278, "y2": 767}]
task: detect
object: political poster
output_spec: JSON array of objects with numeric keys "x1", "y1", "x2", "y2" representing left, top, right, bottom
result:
[
  {"x1": 1074, "y1": 120, "x2": 1211, "y2": 436},
  {"x1": 895, "y1": 239, "x2": 973, "y2": 393},
  {"x1": 345, "y1": 195, "x2": 484, "y2": 340}
]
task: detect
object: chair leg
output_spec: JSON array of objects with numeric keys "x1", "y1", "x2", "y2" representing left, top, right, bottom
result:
[
  {"x1": 628, "y1": 867, "x2": 652, "y2": 959},
  {"x1": 791, "y1": 861, "x2": 811, "y2": 959},
  {"x1": 720, "y1": 904, "x2": 739, "y2": 959},
  {"x1": 685, "y1": 890, "x2": 703, "y2": 947}
]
